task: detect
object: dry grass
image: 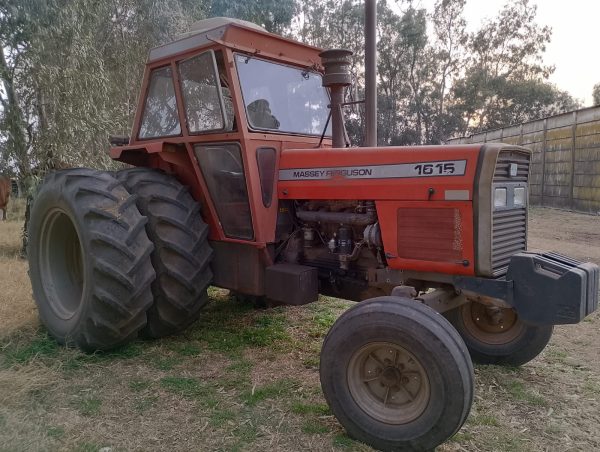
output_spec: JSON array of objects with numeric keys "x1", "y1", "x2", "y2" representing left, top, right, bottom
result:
[{"x1": 0, "y1": 205, "x2": 599, "y2": 451}]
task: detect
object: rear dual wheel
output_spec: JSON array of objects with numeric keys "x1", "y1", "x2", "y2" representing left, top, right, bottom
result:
[
  {"x1": 320, "y1": 297, "x2": 473, "y2": 451},
  {"x1": 28, "y1": 168, "x2": 213, "y2": 351},
  {"x1": 444, "y1": 302, "x2": 553, "y2": 366},
  {"x1": 116, "y1": 168, "x2": 213, "y2": 338}
]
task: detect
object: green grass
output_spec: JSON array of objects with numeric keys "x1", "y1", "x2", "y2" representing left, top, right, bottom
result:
[
  {"x1": 221, "y1": 358, "x2": 253, "y2": 389},
  {"x1": 210, "y1": 408, "x2": 236, "y2": 427},
  {"x1": 188, "y1": 297, "x2": 291, "y2": 355},
  {"x1": 133, "y1": 395, "x2": 158, "y2": 413},
  {"x1": 546, "y1": 348, "x2": 568, "y2": 364},
  {"x1": 301, "y1": 420, "x2": 330, "y2": 434},
  {"x1": 76, "y1": 442, "x2": 103, "y2": 452},
  {"x1": 62, "y1": 343, "x2": 143, "y2": 372},
  {"x1": 151, "y1": 355, "x2": 183, "y2": 371},
  {"x1": 241, "y1": 378, "x2": 300, "y2": 407},
  {"x1": 233, "y1": 423, "x2": 258, "y2": 442},
  {"x1": 504, "y1": 380, "x2": 547, "y2": 406},
  {"x1": 2, "y1": 333, "x2": 59, "y2": 366},
  {"x1": 172, "y1": 343, "x2": 202, "y2": 356},
  {"x1": 159, "y1": 376, "x2": 218, "y2": 408},
  {"x1": 450, "y1": 432, "x2": 475, "y2": 442},
  {"x1": 128, "y1": 379, "x2": 152, "y2": 392},
  {"x1": 76, "y1": 397, "x2": 102, "y2": 416},
  {"x1": 333, "y1": 433, "x2": 360, "y2": 448},
  {"x1": 307, "y1": 302, "x2": 340, "y2": 337},
  {"x1": 46, "y1": 426, "x2": 65, "y2": 439},
  {"x1": 160, "y1": 376, "x2": 207, "y2": 398},
  {"x1": 470, "y1": 414, "x2": 500, "y2": 427},
  {"x1": 291, "y1": 402, "x2": 330, "y2": 416},
  {"x1": 583, "y1": 379, "x2": 600, "y2": 396}
]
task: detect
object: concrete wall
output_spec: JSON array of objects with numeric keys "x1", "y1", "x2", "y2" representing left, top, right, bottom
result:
[{"x1": 447, "y1": 106, "x2": 600, "y2": 214}]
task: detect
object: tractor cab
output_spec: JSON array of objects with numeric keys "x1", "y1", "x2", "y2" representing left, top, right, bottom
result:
[{"x1": 111, "y1": 19, "x2": 333, "y2": 291}]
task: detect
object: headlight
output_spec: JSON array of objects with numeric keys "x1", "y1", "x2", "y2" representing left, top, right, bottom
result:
[
  {"x1": 514, "y1": 187, "x2": 526, "y2": 206},
  {"x1": 494, "y1": 188, "x2": 507, "y2": 208}
]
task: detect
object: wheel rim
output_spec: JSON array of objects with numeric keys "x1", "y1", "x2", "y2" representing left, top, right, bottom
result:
[
  {"x1": 347, "y1": 341, "x2": 430, "y2": 424},
  {"x1": 461, "y1": 302, "x2": 524, "y2": 345},
  {"x1": 39, "y1": 209, "x2": 85, "y2": 320}
]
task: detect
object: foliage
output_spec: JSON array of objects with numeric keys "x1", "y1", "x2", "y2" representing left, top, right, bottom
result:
[
  {"x1": 593, "y1": 83, "x2": 600, "y2": 106},
  {"x1": 0, "y1": 0, "x2": 581, "y2": 181}
]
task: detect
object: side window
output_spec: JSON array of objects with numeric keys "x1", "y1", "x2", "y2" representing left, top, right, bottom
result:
[
  {"x1": 139, "y1": 66, "x2": 181, "y2": 139},
  {"x1": 178, "y1": 51, "x2": 227, "y2": 133},
  {"x1": 194, "y1": 144, "x2": 253, "y2": 240}
]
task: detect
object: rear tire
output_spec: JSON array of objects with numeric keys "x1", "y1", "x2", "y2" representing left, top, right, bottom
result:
[
  {"x1": 444, "y1": 302, "x2": 553, "y2": 366},
  {"x1": 116, "y1": 168, "x2": 213, "y2": 338},
  {"x1": 28, "y1": 169, "x2": 155, "y2": 351},
  {"x1": 320, "y1": 297, "x2": 473, "y2": 452}
]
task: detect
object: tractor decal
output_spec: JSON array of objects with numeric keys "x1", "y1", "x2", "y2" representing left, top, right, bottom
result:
[{"x1": 279, "y1": 159, "x2": 467, "y2": 181}]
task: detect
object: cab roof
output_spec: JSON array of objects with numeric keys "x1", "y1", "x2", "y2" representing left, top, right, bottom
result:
[{"x1": 147, "y1": 17, "x2": 324, "y2": 69}]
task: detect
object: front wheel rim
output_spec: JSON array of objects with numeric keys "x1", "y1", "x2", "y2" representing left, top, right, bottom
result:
[{"x1": 347, "y1": 341, "x2": 431, "y2": 424}]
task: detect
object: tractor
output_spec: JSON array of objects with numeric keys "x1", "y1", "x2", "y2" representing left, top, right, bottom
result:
[{"x1": 27, "y1": 4, "x2": 598, "y2": 451}]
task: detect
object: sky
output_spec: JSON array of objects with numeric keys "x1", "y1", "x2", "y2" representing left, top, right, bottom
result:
[{"x1": 401, "y1": 0, "x2": 600, "y2": 106}]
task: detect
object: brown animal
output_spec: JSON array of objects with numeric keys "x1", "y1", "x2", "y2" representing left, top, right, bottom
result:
[{"x1": 0, "y1": 175, "x2": 10, "y2": 220}]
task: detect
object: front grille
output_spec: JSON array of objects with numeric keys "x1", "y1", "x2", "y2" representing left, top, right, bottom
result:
[
  {"x1": 492, "y1": 209, "x2": 527, "y2": 274},
  {"x1": 493, "y1": 149, "x2": 530, "y2": 182},
  {"x1": 491, "y1": 149, "x2": 530, "y2": 275}
]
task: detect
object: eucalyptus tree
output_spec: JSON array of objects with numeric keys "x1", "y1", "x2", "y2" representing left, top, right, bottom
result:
[{"x1": 593, "y1": 83, "x2": 600, "y2": 106}]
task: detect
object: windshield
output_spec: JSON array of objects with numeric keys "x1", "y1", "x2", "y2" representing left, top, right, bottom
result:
[{"x1": 235, "y1": 54, "x2": 331, "y2": 136}]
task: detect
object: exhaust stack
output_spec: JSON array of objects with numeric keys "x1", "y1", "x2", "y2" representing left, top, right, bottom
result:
[
  {"x1": 365, "y1": 0, "x2": 377, "y2": 147},
  {"x1": 320, "y1": 49, "x2": 353, "y2": 148}
]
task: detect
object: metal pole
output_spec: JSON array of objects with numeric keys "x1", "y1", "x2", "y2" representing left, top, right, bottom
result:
[{"x1": 365, "y1": 0, "x2": 377, "y2": 147}]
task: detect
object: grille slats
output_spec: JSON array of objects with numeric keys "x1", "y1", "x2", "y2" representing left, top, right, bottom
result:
[
  {"x1": 491, "y1": 150, "x2": 530, "y2": 276},
  {"x1": 493, "y1": 150, "x2": 530, "y2": 183}
]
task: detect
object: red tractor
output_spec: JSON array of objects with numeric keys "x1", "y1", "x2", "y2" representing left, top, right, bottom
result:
[{"x1": 27, "y1": 7, "x2": 598, "y2": 451}]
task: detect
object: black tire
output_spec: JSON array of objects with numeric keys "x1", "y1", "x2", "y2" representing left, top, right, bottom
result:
[
  {"x1": 320, "y1": 297, "x2": 474, "y2": 452},
  {"x1": 116, "y1": 168, "x2": 213, "y2": 338},
  {"x1": 27, "y1": 169, "x2": 155, "y2": 351},
  {"x1": 444, "y1": 302, "x2": 553, "y2": 366}
]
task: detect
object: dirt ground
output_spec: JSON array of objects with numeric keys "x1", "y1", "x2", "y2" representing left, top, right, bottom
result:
[{"x1": 0, "y1": 204, "x2": 599, "y2": 452}]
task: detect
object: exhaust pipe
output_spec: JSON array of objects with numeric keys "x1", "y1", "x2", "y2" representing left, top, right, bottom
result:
[{"x1": 365, "y1": 0, "x2": 377, "y2": 147}]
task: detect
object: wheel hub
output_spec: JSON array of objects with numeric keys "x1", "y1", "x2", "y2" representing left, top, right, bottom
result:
[
  {"x1": 347, "y1": 342, "x2": 430, "y2": 424},
  {"x1": 461, "y1": 302, "x2": 524, "y2": 345}
]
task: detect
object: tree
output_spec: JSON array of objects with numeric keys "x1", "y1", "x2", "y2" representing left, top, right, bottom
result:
[
  {"x1": 451, "y1": 0, "x2": 578, "y2": 134},
  {"x1": 0, "y1": 0, "x2": 208, "y2": 183},
  {"x1": 593, "y1": 83, "x2": 600, "y2": 106},
  {"x1": 210, "y1": 0, "x2": 297, "y2": 34}
]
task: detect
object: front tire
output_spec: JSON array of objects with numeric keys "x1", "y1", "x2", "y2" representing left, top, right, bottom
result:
[
  {"x1": 116, "y1": 168, "x2": 213, "y2": 338},
  {"x1": 444, "y1": 302, "x2": 553, "y2": 366},
  {"x1": 320, "y1": 297, "x2": 473, "y2": 451},
  {"x1": 28, "y1": 169, "x2": 155, "y2": 351}
]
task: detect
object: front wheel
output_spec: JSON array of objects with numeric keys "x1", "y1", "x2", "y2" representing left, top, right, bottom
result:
[
  {"x1": 320, "y1": 297, "x2": 473, "y2": 452},
  {"x1": 444, "y1": 302, "x2": 553, "y2": 366}
]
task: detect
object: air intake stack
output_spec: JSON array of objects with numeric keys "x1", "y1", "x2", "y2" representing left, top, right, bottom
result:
[{"x1": 320, "y1": 49, "x2": 353, "y2": 148}]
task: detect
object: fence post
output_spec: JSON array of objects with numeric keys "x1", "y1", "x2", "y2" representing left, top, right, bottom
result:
[
  {"x1": 519, "y1": 124, "x2": 523, "y2": 145},
  {"x1": 541, "y1": 118, "x2": 547, "y2": 207},
  {"x1": 570, "y1": 111, "x2": 577, "y2": 210}
]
